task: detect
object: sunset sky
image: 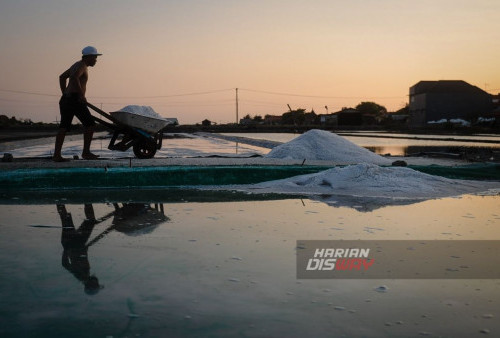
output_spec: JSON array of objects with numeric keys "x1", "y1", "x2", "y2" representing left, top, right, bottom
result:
[{"x1": 1, "y1": 0, "x2": 499, "y2": 125}]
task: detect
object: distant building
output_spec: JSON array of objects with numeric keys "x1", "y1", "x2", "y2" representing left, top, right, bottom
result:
[
  {"x1": 335, "y1": 108, "x2": 362, "y2": 126},
  {"x1": 318, "y1": 113, "x2": 338, "y2": 126},
  {"x1": 493, "y1": 93, "x2": 500, "y2": 107},
  {"x1": 239, "y1": 117, "x2": 254, "y2": 125},
  {"x1": 264, "y1": 115, "x2": 282, "y2": 125},
  {"x1": 201, "y1": 119, "x2": 211, "y2": 126},
  {"x1": 389, "y1": 114, "x2": 409, "y2": 123},
  {"x1": 408, "y1": 80, "x2": 493, "y2": 127},
  {"x1": 477, "y1": 93, "x2": 500, "y2": 126},
  {"x1": 303, "y1": 111, "x2": 318, "y2": 125}
]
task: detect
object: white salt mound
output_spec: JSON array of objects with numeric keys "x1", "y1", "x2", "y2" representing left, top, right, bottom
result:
[
  {"x1": 247, "y1": 163, "x2": 498, "y2": 199},
  {"x1": 265, "y1": 129, "x2": 391, "y2": 165},
  {"x1": 119, "y1": 105, "x2": 163, "y2": 119}
]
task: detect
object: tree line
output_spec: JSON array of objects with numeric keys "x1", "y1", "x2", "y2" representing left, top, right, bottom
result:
[{"x1": 241, "y1": 101, "x2": 409, "y2": 125}]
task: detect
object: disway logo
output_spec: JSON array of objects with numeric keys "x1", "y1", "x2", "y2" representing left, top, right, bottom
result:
[{"x1": 306, "y1": 248, "x2": 375, "y2": 271}]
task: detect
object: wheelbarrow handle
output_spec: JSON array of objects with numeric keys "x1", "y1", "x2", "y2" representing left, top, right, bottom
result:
[
  {"x1": 86, "y1": 102, "x2": 124, "y2": 127},
  {"x1": 86, "y1": 102, "x2": 107, "y2": 115}
]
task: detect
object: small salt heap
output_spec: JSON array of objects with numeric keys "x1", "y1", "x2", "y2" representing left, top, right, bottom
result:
[
  {"x1": 265, "y1": 129, "x2": 391, "y2": 165},
  {"x1": 249, "y1": 163, "x2": 498, "y2": 199},
  {"x1": 118, "y1": 105, "x2": 163, "y2": 119}
]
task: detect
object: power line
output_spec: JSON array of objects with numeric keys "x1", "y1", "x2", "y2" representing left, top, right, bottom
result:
[
  {"x1": 0, "y1": 88, "x2": 234, "y2": 99},
  {"x1": 240, "y1": 99, "x2": 285, "y2": 106},
  {"x1": 142, "y1": 102, "x2": 235, "y2": 108},
  {"x1": 0, "y1": 87, "x2": 408, "y2": 100},
  {"x1": 0, "y1": 97, "x2": 55, "y2": 103},
  {"x1": 87, "y1": 99, "x2": 235, "y2": 106},
  {"x1": 1, "y1": 86, "x2": 409, "y2": 101},
  {"x1": 91, "y1": 88, "x2": 234, "y2": 99},
  {"x1": 1, "y1": 86, "x2": 410, "y2": 114},
  {"x1": 239, "y1": 88, "x2": 405, "y2": 99},
  {"x1": 0, "y1": 89, "x2": 59, "y2": 97}
]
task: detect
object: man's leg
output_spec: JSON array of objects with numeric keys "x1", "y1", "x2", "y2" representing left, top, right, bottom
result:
[
  {"x1": 82, "y1": 126, "x2": 99, "y2": 159},
  {"x1": 53, "y1": 128, "x2": 69, "y2": 162},
  {"x1": 84, "y1": 204, "x2": 96, "y2": 221},
  {"x1": 58, "y1": 204, "x2": 76, "y2": 247}
]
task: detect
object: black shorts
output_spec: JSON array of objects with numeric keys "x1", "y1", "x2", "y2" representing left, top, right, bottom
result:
[{"x1": 59, "y1": 94, "x2": 96, "y2": 131}]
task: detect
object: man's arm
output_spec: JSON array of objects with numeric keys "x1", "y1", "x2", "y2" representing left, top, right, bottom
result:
[
  {"x1": 59, "y1": 69, "x2": 70, "y2": 94},
  {"x1": 60, "y1": 62, "x2": 87, "y2": 102},
  {"x1": 69, "y1": 63, "x2": 86, "y2": 102}
]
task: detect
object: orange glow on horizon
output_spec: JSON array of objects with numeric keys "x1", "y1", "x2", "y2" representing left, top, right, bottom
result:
[{"x1": 0, "y1": 1, "x2": 499, "y2": 124}]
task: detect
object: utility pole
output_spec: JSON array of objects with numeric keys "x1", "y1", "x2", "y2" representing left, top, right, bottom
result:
[{"x1": 235, "y1": 88, "x2": 239, "y2": 124}]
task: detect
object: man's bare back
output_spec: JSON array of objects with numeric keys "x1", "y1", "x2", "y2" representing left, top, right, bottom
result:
[{"x1": 59, "y1": 60, "x2": 91, "y2": 102}]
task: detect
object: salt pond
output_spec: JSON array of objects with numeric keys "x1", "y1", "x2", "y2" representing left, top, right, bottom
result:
[
  {"x1": 0, "y1": 132, "x2": 269, "y2": 159},
  {"x1": 4, "y1": 130, "x2": 500, "y2": 159},
  {"x1": 1, "y1": 193, "x2": 499, "y2": 337},
  {"x1": 223, "y1": 132, "x2": 500, "y2": 156},
  {"x1": 1, "y1": 131, "x2": 500, "y2": 337}
]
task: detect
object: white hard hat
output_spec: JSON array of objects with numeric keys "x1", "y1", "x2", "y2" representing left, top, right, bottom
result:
[{"x1": 82, "y1": 46, "x2": 102, "y2": 56}]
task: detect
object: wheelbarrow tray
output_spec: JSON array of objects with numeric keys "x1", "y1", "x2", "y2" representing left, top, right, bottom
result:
[{"x1": 110, "y1": 110, "x2": 175, "y2": 134}]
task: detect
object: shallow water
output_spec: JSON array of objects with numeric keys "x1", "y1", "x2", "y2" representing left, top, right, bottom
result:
[
  {"x1": 223, "y1": 132, "x2": 500, "y2": 156},
  {"x1": 3, "y1": 131, "x2": 500, "y2": 159},
  {"x1": 1, "y1": 192, "x2": 499, "y2": 337},
  {"x1": 1, "y1": 133, "x2": 270, "y2": 159},
  {"x1": 223, "y1": 132, "x2": 500, "y2": 144}
]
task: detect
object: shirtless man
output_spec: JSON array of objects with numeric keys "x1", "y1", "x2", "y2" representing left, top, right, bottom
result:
[{"x1": 53, "y1": 46, "x2": 102, "y2": 162}]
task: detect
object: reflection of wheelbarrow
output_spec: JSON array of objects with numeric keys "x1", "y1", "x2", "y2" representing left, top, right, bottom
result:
[
  {"x1": 87, "y1": 103, "x2": 176, "y2": 159},
  {"x1": 85, "y1": 203, "x2": 169, "y2": 248}
]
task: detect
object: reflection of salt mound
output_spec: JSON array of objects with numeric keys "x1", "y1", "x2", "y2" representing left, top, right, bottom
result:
[
  {"x1": 251, "y1": 163, "x2": 497, "y2": 199},
  {"x1": 119, "y1": 105, "x2": 163, "y2": 119},
  {"x1": 265, "y1": 129, "x2": 390, "y2": 165}
]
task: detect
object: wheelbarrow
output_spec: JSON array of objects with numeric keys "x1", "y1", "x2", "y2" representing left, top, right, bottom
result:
[
  {"x1": 84, "y1": 203, "x2": 169, "y2": 249},
  {"x1": 87, "y1": 102, "x2": 175, "y2": 159}
]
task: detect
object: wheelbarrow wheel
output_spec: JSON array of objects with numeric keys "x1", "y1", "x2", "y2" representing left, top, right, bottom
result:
[{"x1": 133, "y1": 140, "x2": 157, "y2": 159}]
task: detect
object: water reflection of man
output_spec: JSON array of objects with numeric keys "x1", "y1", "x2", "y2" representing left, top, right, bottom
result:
[{"x1": 57, "y1": 204, "x2": 101, "y2": 295}]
